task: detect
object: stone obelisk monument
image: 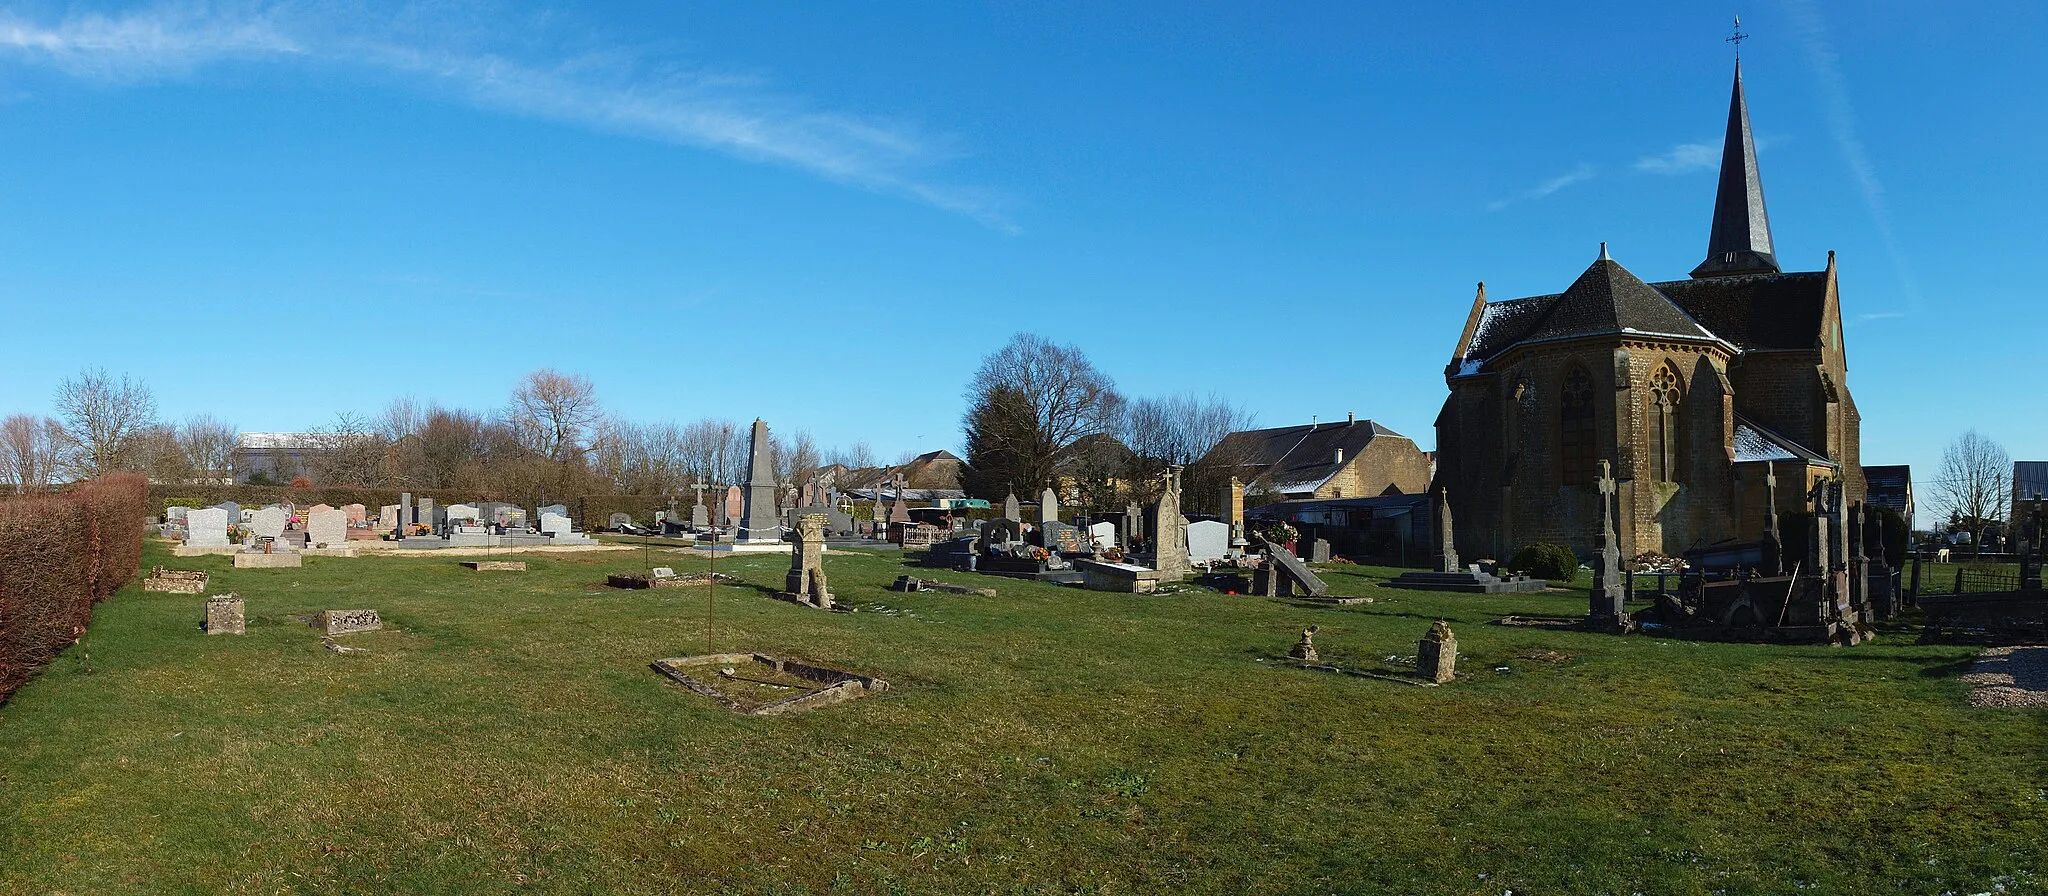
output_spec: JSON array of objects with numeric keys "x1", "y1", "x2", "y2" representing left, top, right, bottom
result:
[{"x1": 737, "y1": 419, "x2": 781, "y2": 542}]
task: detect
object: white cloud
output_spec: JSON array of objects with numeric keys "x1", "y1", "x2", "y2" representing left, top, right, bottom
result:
[
  {"x1": 1487, "y1": 163, "x2": 1595, "y2": 212},
  {"x1": 1634, "y1": 141, "x2": 1720, "y2": 175},
  {"x1": 1854, "y1": 311, "x2": 1905, "y2": 323},
  {"x1": 0, "y1": 3, "x2": 1014, "y2": 231},
  {"x1": 1786, "y1": 0, "x2": 1920, "y2": 308}
]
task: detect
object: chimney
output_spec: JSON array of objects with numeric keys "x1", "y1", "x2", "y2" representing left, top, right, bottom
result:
[
  {"x1": 1310, "y1": 415, "x2": 1317, "y2": 431},
  {"x1": 1348, "y1": 412, "x2": 1356, "y2": 426},
  {"x1": 1335, "y1": 448, "x2": 1345, "y2": 464}
]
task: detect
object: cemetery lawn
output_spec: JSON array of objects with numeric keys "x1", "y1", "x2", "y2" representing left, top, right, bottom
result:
[{"x1": 2, "y1": 543, "x2": 2043, "y2": 896}]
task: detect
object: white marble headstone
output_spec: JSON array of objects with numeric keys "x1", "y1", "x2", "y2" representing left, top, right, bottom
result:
[
  {"x1": 185, "y1": 507, "x2": 230, "y2": 547},
  {"x1": 1090, "y1": 521, "x2": 1118, "y2": 550},
  {"x1": 250, "y1": 507, "x2": 288, "y2": 542},
  {"x1": 307, "y1": 508, "x2": 347, "y2": 548},
  {"x1": 539, "y1": 512, "x2": 572, "y2": 536},
  {"x1": 1186, "y1": 519, "x2": 1230, "y2": 563}
]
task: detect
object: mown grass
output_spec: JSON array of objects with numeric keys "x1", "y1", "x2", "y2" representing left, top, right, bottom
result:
[{"x1": 0, "y1": 540, "x2": 2042, "y2": 895}]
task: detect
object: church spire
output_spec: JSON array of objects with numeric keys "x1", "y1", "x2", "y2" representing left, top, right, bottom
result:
[{"x1": 1691, "y1": 60, "x2": 1780, "y2": 279}]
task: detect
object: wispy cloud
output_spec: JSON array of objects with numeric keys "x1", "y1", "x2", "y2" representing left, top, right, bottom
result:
[
  {"x1": 1854, "y1": 310, "x2": 1905, "y2": 323},
  {"x1": 1487, "y1": 163, "x2": 1595, "y2": 212},
  {"x1": 1634, "y1": 134, "x2": 1787, "y2": 175},
  {"x1": 0, "y1": 3, "x2": 1014, "y2": 231},
  {"x1": 1635, "y1": 141, "x2": 1720, "y2": 175},
  {"x1": 1785, "y1": 0, "x2": 1919, "y2": 308}
]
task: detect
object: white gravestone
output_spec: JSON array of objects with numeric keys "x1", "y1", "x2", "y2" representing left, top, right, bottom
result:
[
  {"x1": 342, "y1": 503, "x2": 367, "y2": 524},
  {"x1": 1090, "y1": 521, "x2": 1118, "y2": 550},
  {"x1": 185, "y1": 507, "x2": 230, "y2": 548},
  {"x1": 380, "y1": 504, "x2": 401, "y2": 531},
  {"x1": 445, "y1": 504, "x2": 481, "y2": 524},
  {"x1": 250, "y1": 507, "x2": 289, "y2": 543},
  {"x1": 1186, "y1": 519, "x2": 1230, "y2": 563},
  {"x1": 540, "y1": 512, "x2": 574, "y2": 537},
  {"x1": 307, "y1": 508, "x2": 347, "y2": 548}
]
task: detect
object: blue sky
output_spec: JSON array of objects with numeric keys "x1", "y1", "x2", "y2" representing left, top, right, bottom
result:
[{"x1": 1, "y1": 1, "x2": 2042, "y2": 490}]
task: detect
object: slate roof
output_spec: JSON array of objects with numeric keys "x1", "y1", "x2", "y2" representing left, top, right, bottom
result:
[
  {"x1": 1204, "y1": 419, "x2": 1408, "y2": 497},
  {"x1": 2015, "y1": 462, "x2": 2048, "y2": 508},
  {"x1": 1460, "y1": 268, "x2": 1828, "y2": 372},
  {"x1": 1692, "y1": 61, "x2": 1780, "y2": 278},
  {"x1": 1863, "y1": 464, "x2": 1911, "y2": 513},
  {"x1": 1731, "y1": 414, "x2": 1833, "y2": 466}
]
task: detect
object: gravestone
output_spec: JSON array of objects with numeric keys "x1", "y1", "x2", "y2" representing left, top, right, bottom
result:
[
  {"x1": 380, "y1": 504, "x2": 402, "y2": 532},
  {"x1": 315, "y1": 609, "x2": 382, "y2": 635},
  {"x1": 1223, "y1": 477, "x2": 1247, "y2": 547},
  {"x1": 540, "y1": 512, "x2": 572, "y2": 537},
  {"x1": 1151, "y1": 466, "x2": 1191, "y2": 580},
  {"x1": 1126, "y1": 500, "x2": 1145, "y2": 545},
  {"x1": 204, "y1": 594, "x2": 245, "y2": 635},
  {"x1": 1432, "y1": 487, "x2": 1459, "y2": 574},
  {"x1": 1288, "y1": 626, "x2": 1319, "y2": 662},
  {"x1": 1309, "y1": 538, "x2": 1332, "y2": 564},
  {"x1": 214, "y1": 501, "x2": 240, "y2": 520},
  {"x1": 306, "y1": 508, "x2": 347, "y2": 549},
  {"x1": 306, "y1": 503, "x2": 334, "y2": 517},
  {"x1": 1416, "y1": 621, "x2": 1457, "y2": 683},
  {"x1": 537, "y1": 503, "x2": 568, "y2": 519},
  {"x1": 888, "y1": 476, "x2": 912, "y2": 525},
  {"x1": 1255, "y1": 537, "x2": 1331, "y2": 598},
  {"x1": 446, "y1": 503, "x2": 480, "y2": 524},
  {"x1": 1043, "y1": 521, "x2": 1084, "y2": 555},
  {"x1": 783, "y1": 513, "x2": 833, "y2": 609},
  {"x1": 1040, "y1": 487, "x2": 1060, "y2": 525},
  {"x1": 1089, "y1": 521, "x2": 1118, "y2": 551},
  {"x1": 342, "y1": 503, "x2": 367, "y2": 525},
  {"x1": 250, "y1": 507, "x2": 288, "y2": 542},
  {"x1": 1758, "y1": 468, "x2": 1783, "y2": 575},
  {"x1": 167, "y1": 505, "x2": 189, "y2": 522},
  {"x1": 1588, "y1": 461, "x2": 1629, "y2": 630},
  {"x1": 186, "y1": 507, "x2": 231, "y2": 548},
  {"x1": 1186, "y1": 520, "x2": 1230, "y2": 563},
  {"x1": 738, "y1": 419, "x2": 781, "y2": 542},
  {"x1": 691, "y1": 501, "x2": 710, "y2": 529},
  {"x1": 1003, "y1": 491, "x2": 1022, "y2": 524},
  {"x1": 400, "y1": 493, "x2": 414, "y2": 528},
  {"x1": 609, "y1": 512, "x2": 633, "y2": 529},
  {"x1": 828, "y1": 508, "x2": 856, "y2": 535},
  {"x1": 723, "y1": 486, "x2": 743, "y2": 528}
]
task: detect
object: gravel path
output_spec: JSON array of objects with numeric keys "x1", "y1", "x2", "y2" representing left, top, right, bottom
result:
[{"x1": 1962, "y1": 646, "x2": 2048, "y2": 708}]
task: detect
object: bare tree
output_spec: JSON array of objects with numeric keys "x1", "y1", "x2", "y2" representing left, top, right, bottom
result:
[
  {"x1": 308, "y1": 412, "x2": 389, "y2": 487},
  {"x1": 0, "y1": 415, "x2": 63, "y2": 493},
  {"x1": 1934, "y1": 429, "x2": 2011, "y2": 549},
  {"x1": 378, "y1": 396, "x2": 426, "y2": 443},
  {"x1": 133, "y1": 424, "x2": 194, "y2": 483},
  {"x1": 52, "y1": 367, "x2": 159, "y2": 479},
  {"x1": 961, "y1": 333, "x2": 1120, "y2": 495},
  {"x1": 828, "y1": 440, "x2": 877, "y2": 470},
  {"x1": 177, "y1": 414, "x2": 239, "y2": 484},
  {"x1": 509, "y1": 369, "x2": 601, "y2": 463},
  {"x1": 775, "y1": 429, "x2": 821, "y2": 487},
  {"x1": 680, "y1": 418, "x2": 746, "y2": 486}
]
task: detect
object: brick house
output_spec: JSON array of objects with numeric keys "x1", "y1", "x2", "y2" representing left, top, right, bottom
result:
[
  {"x1": 1204, "y1": 415, "x2": 1432, "y2": 502},
  {"x1": 1434, "y1": 62, "x2": 1863, "y2": 560}
]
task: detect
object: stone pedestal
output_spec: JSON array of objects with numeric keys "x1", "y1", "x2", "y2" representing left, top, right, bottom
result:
[
  {"x1": 204, "y1": 594, "x2": 245, "y2": 635},
  {"x1": 781, "y1": 513, "x2": 833, "y2": 608},
  {"x1": 1288, "y1": 626, "x2": 1319, "y2": 662},
  {"x1": 1416, "y1": 621, "x2": 1457, "y2": 683}
]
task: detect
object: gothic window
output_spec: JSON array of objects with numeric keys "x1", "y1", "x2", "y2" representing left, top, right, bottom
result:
[
  {"x1": 1649, "y1": 364, "x2": 1684, "y2": 483},
  {"x1": 1560, "y1": 364, "x2": 1597, "y2": 486}
]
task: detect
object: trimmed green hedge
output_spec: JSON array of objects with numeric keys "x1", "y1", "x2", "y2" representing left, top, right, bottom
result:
[{"x1": 1511, "y1": 542, "x2": 1581, "y2": 581}]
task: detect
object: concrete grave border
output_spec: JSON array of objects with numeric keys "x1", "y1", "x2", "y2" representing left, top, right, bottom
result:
[{"x1": 650, "y1": 653, "x2": 889, "y2": 715}]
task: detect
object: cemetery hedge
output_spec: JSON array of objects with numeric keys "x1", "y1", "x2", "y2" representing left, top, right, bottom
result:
[
  {"x1": 1509, "y1": 542, "x2": 1580, "y2": 581},
  {"x1": 0, "y1": 474, "x2": 147, "y2": 703}
]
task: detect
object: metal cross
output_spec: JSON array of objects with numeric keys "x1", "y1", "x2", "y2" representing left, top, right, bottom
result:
[{"x1": 1727, "y1": 16, "x2": 1749, "y2": 55}]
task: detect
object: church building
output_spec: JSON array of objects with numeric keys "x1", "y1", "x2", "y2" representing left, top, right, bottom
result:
[{"x1": 1434, "y1": 61, "x2": 1863, "y2": 561}]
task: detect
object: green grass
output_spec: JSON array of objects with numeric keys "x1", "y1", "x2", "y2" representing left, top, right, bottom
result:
[{"x1": 1, "y1": 541, "x2": 2042, "y2": 895}]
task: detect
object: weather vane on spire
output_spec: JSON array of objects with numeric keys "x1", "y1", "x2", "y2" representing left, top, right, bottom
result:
[{"x1": 1727, "y1": 15, "x2": 1749, "y2": 57}]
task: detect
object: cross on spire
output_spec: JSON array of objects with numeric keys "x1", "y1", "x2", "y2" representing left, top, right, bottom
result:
[{"x1": 1726, "y1": 16, "x2": 1749, "y2": 56}]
